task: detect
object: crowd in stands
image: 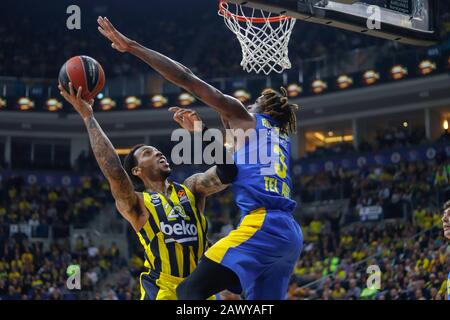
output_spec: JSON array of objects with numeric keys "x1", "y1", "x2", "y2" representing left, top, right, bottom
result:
[
  {"x1": 0, "y1": 0, "x2": 201, "y2": 79},
  {"x1": 1, "y1": 0, "x2": 435, "y2": 82},
  {"x1": 0, "y1": 175, "x2": 108, "y2": 238},
  {"x1": 0, "y1": 153, "x2": 448, "y2": 299},
  {"x1": 289, "y1": 220, "x2": 449, "y2": 300},
  {"x1": 296, "y1": 155, "x2": 450, "y2": 216},
  {"x1": 0, "y1": 234, "x2": 124, "y2": 300},
  {"x1": 303, "y1": 126, "x2": 431, "y2": 160}
]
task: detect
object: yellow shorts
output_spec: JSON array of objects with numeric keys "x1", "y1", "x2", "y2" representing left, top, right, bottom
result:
[{"x1": 140, "y1": 270, "x2": 217, "y2": 300}]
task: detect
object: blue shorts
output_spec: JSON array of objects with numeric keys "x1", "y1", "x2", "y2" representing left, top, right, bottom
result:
[{"x1": 205, "y1": 208, "x2": 303, "y2": 300}]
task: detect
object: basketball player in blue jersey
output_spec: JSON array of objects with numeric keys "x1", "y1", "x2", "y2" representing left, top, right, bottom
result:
[
  {"x1": 442, "y1": 200, "x2": 450, "y2": 300},
  {"x1": 58, "y1": 83, "x2": 237, "y2": 300},
  {"x1": 98, "y1": 16, "x2": 303, "y2": 300}
]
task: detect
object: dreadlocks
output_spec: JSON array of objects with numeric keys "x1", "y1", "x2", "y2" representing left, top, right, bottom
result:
[{"x1": 260, "y1": 87, "x2": 298, "y2": 135}]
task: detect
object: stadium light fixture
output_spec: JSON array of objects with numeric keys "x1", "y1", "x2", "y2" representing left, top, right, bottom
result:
[
  {"x1": 314, "y1": 132, "x2": 325, "y2": 141},
  {"x1": 151, "y1": 94, "x2": 168, "y2": 108},
  {"x1": 177, "y1": 93, "x2": 195, "y2": 107},
  {"x1": 362, "y1": 70, "x2": 380, "y2": 85},
  {"x1": 0, "y1": 97, "x2": 6, "y2": 109},
  {"x1": 390, "y1": 65, "x2": 408, "y2": 80},
  {"x1": 17, "y1": 97, "x2": 34, "y2": 111},
  {"x1": 418, "y1": 59, "x2": 436, "y2": 75},
  {"x1": 325, "y1": 135, "x2": 353, "y2": 143},
  {"x1": 403, "y1": 121, "x2": 408, "y2": 128},
  {"x1": 336, "y1": 75, "x2": 353, "y2": 89},
  {"x1": 314, "y1": 131, "x2": 353, "y2": 143},
  {"x1": 233, "y1": 89, "x2": 251, "y2": 103},
  {"x1": 99, "y1": 97, "x2": 116, "y2": 111},
  {"x1": 125, "y1": 96, "x2": 142, "y2": 110},
  {"x1": 311, "y1": 80, "x2": 327, "y2": 94},
  {"x1": 115, "y1": 148, "x2": 132, "y2": 156},
  {"x1": 287, "y1": 83, "x2": 302, "y2": 97},
  {"x1": 444, "y1": 120, "x2": 449, "y2": 131},
  {"x1": 45, "y1": 98, "x2": 63, "y2": 112}
]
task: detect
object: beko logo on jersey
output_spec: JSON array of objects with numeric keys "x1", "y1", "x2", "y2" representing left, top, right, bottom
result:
[{"x1": 160, "y1": 220, "x2": 198, "y2": 236}]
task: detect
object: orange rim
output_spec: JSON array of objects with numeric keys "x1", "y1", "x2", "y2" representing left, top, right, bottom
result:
[{"x1": 219, "y1": 0, "x2": 291, "y2": 23}]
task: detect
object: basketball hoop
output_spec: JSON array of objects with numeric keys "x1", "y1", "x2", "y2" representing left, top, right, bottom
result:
[{"x1": 218, "y1": 0, "x2": 296, "y2": 75}]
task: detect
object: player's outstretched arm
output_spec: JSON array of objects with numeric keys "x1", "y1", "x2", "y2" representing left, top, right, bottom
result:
[
  {"x1": 97, "y1": 16, "x2": 252, "y2": 123},
  {"x1": 58, "y1": 83, "x2": 140, "y2": 225}
]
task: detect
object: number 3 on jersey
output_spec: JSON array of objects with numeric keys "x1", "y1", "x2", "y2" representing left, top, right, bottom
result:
[{"x1": 273, "y1": 144, "x2": 287, "y2": 179}]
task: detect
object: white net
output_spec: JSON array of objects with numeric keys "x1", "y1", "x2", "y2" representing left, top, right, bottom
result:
[{"x1": 218, "y1": 1, "x2": 296, "y2": 75}]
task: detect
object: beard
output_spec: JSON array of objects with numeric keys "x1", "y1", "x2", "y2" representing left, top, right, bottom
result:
[{"x1": 160, "y1": 168, "x2": 172, "y2": 179}]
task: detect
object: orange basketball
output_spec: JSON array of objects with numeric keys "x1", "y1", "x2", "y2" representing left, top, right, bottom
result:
[{"x1": 58, "y1": 55, "x2": 105, "y2": 101}]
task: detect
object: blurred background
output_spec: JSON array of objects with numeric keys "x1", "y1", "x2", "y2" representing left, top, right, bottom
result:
[{"x1": 0, "y1": 0, "x2": 449, "y2": 300}]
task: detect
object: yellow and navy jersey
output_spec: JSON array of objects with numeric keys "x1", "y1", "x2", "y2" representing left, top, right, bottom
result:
[
  {"x1": 232, "y1": 113, "x2": 296, "y2": 216},
  {"x1": 137, "y1": 181, "x2": 208, "y2": 278}
]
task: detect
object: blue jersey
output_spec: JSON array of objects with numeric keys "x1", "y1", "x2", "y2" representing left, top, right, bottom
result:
[{"x1": 232, "y1": 113, "x2": 297, "y2": 216}]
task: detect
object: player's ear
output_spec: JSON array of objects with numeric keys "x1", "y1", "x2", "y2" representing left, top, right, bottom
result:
[{"x1": 132, "y1": 166, "x2": 141, "y2": 177}]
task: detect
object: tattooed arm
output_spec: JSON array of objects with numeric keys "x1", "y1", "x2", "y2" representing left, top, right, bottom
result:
[
  {"x1": 58, "y1": 83, "x2": 141, "y2": 225},
  {"x1": 184, "y1": 166, "x2": 230, "y2": 198}
]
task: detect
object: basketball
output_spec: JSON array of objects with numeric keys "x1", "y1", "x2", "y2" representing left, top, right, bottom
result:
[{"x1": 58, "y1": 55, "x2": 105, "y2": 101}]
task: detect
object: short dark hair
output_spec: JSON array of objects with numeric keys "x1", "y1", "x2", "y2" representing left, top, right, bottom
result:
[
  {"x1": 123, "y1": 144, "x2": 145, "y2": 190},
  {"x1": 261, "y1": 87, "x2": 298, "y2": 135}
]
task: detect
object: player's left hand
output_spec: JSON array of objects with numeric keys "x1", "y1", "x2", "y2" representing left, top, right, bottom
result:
[
  {"x1": 97, "y1": 16, "x2": 134, "y2": 53},
  {"x1": 443, "y1": 206, "x2": 450, "y2": 240},
  {"x1": 58, "y1": 82, "x2": 94, "y2": 120},
  {"x1": 169, "y1": 107, "x2": 203, "y2": 132}
]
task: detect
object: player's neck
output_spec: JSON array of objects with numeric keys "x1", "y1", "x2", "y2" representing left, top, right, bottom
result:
[{"x1": 143, "y1": 178, "x2": 171, "y2": 195}]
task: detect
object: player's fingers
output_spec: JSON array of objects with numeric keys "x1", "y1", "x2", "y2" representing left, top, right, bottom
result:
[
  {"x1": 97, "y1": 16, "x2": 108, "y2": 30},
  {"x1": 77, "y1": 86, "x2": 82, "y2": 100},
  {"x1": 98, "y1": 26, "x2": 110, "y2": 39},
  {"x1": 172, "y1": 114, "x2": 183, "y2": 126},
  {"x1": 59, "y1": 88, "x2": 69, "y2": 101},
  {"x1": 176, "y1": 109, "x2": 191, "y2": 121},
  {"x1": 104, "y1": 17, "x2": 117, "y2": 32},
  {"x1": 69, "y1": 82, "x2": 75, "y2": 97},
  {"x1": 88, "y1": 99, "x2": 94, "y2": 106},
  {"x1": 187, "y1": 110, "x2": 199, "y2": 119},
  {"x1": 58, "y1": 84, "x2": 68, "y2": 96},
  {"x1": 168, "y1": 106, "x2": 181, "y2": 113}
]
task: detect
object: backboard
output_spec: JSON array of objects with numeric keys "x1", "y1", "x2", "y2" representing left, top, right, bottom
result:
[{"x1": 224, "y1": 0, "x2": 440, "y2": 46}]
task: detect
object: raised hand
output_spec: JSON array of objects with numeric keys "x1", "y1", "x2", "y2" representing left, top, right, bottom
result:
[
  {"x1": 169, "y1": 107, "x2": 203, "y2": 132},
  {"x1": 58, "y1": 82, "x2": 94, "y2": 120},
  {"x1": 97, "y1": 16, "x2": 134, "y2": 53}
]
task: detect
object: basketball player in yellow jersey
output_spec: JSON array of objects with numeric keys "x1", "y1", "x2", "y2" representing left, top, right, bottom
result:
[{"x1": 58, "y1": 83, "x2": 238, "y2": 300}]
